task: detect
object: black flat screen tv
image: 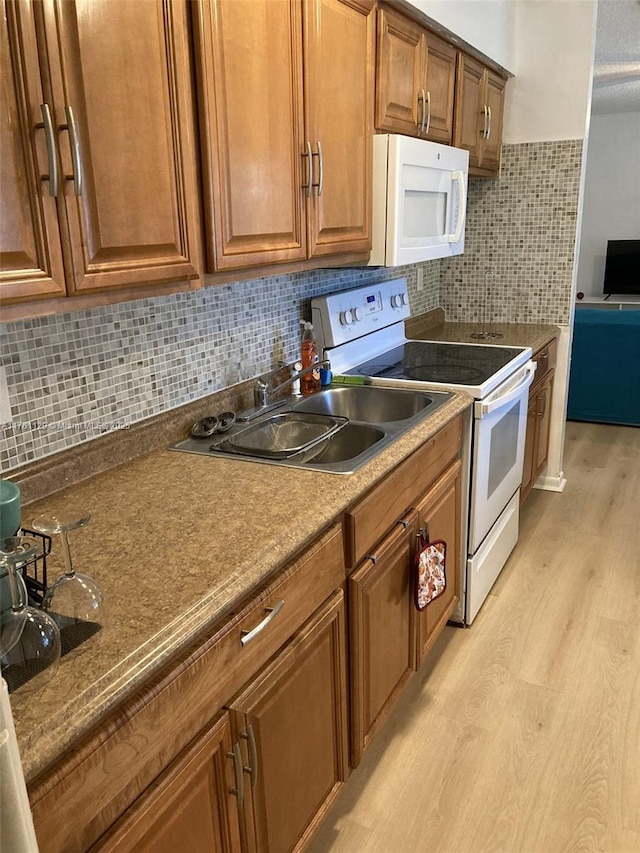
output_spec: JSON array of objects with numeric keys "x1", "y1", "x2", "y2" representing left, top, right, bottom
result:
[{"x1": 603, "y1": 239, "x2": 640, "y2": 297}]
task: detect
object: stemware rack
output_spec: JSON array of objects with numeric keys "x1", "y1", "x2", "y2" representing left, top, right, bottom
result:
[
  {"x1": 1, "y1": 528, "x2": 102, "y2": 693},
  {"x1": 15, "y1": 527, "x2": 52, "y2": 607}
]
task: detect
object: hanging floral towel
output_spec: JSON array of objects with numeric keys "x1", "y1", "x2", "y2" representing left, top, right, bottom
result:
[{"x1": 414, "y1": 534, "x2": 447, "y2": 611}]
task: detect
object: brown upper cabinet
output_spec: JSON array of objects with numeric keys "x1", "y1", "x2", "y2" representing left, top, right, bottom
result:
[
  {"x1": 453, "y1": 52, "x2": 507, "y2": 176},
  {"x1": 193, "y1": 0, "x2": 375, "y2": 273},
  {"x1": 375, "y1": 5, "x2": 456, "y2": 144},
  {"x1": 0, "y1": 0, "x2": 201, "y2": 306}
]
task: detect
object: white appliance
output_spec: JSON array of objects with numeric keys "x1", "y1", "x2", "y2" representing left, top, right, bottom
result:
[
  {"x1": 369, "y1": 135, "x2": 469, "y2": 266},
  {"x1": 312, "y1": 279, "x2": 535, "y2": 625},
  {"x1": 0, "y1": 678, "x2": 39, "y2": 853}
]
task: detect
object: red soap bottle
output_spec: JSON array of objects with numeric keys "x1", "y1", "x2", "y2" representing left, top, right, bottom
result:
[{"x1": 300, "y1": 320, "x2": 320, "y2": 396}]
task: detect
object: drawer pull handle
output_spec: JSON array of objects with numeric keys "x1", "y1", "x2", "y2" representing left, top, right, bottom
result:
[
  {"x1": 240, "y1": 599, "x2": 285, "y2": 646},
  {"x1": 302, "y1": 141, "x2": 313, "y2": 198},
  {"x1": 36, "y1": 104, "x2": 59, "y2": 197},
  {"x1": 227, "y1": 742, "x2": 244, "y2": 809},
  {"x1": 397, "y1": 519, "x2": 409, "y2": 530},
  {"x1": 537, "y1": 390, "x2": 547, "y2": 418},
  {"x1": 241, "y1": 723, "x2": 258, "y2": 787},
  {"x1": 313, "y1": 141, "x2": 323, "y2": 196},
  {"x1": 60, "y1": 106, "x2": 83, "y2": 196}
]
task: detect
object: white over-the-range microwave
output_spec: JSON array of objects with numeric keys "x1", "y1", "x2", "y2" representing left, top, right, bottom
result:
[{"x1": 369, "y1": 134, "x2": 469, "y2": 266}]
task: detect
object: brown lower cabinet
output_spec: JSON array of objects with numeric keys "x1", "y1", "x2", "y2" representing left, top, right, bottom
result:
[
  {"x1": 91, "y1": 713, "x2": 241, "y2": 853},
  {"x1": 414, "y1": 459, "x2": 462, "y2": 666},
  {"x1": 94, "y1": 591, "x2": 348, "y2": 853},
  {"x1": 521, "y1": 338, "x2": 557, "y2": 504},
  {"x1": 228, "y1": 591, "x2": 348, "y2": 853},
  {"x1": 30, "y1": 414, "x2": 465, "y2": 853},
  {"x1": 349, "y1": 511, "x2": 418, "y2": 767}
]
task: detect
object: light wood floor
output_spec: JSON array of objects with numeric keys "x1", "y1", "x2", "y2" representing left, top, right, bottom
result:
[{"x1": 309, "y1": 421, "x2": 640, "y2": 853}]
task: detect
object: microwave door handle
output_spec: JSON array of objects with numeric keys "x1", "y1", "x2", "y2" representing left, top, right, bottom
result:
[
  {"x1": 474, "y1": 362, "x2": 537, "y2": 418},
  {"x1": 447, "y1": 171, "x2": 466, "y2": 243}
]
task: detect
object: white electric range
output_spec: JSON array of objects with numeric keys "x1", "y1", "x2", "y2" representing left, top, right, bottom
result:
[{"x1": 311, "y1": 279, "x2": 535, "y2": 624}]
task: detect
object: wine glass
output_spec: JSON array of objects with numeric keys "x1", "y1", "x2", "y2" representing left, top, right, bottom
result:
[
  {"x1": 0, "y1": 537, "x2": 61, "y2": 693},
  {"x1": 31, "y1": 513, "x2": 105, "y2": 654},
  {"x1": 0, "y1": 537, "x2": 34, "y2": 656}
]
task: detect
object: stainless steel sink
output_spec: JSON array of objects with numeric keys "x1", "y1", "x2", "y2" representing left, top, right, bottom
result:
[
  {"x1": 290, "y1": 385, "x2": 436, "y2": 422},
  {"x1": 170, "y1": 385, "x2": 453, "y2": 474},
  {"x1": 223, "y1": 411, "x2": 347, "y2": 459}
]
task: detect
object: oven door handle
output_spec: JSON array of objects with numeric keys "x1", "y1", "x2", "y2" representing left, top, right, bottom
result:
[{"x1": 474, "y1": 361, "x2": 537, "y2": 418}]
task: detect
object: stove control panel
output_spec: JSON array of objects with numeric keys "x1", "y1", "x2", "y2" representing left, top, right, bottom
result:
[{"x1": 311, "y1": 278, "x2": 410, "y2": 352}]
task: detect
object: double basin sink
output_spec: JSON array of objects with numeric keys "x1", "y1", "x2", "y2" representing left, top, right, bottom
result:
[{"x1": 171, "y1": 384, "x2": 453, "y2": 475}]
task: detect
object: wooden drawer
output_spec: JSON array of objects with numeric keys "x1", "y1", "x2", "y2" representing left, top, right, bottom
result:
[
  {"x1": 29, "y1": 524, "x2": 345, "y2": 853},
  {"x1": 344, "y1": 415, "x2": 462, "y2": 568},
  {"x1": 532, "y1": 337, "x2": 557, "y2": 386}
]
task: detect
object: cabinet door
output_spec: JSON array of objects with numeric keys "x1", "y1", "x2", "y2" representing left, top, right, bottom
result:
[
  {"x1": 193, "y1": 0, "x2": 307, "y2": 271},
  {"x1": 521, "y1": 389, "x2": 537, "y2": 505},
  {"x1": 303, "y1": 0, "x2": 374, "y2": 257},
  {"x1": 228, "y1": 590, "x2": 348, "y2": 853},
  {"x1": 480, "y1": 69, "x2": 505, "y2": 172},
  {"x1": 414, "y1": 460, "x2": 462, "y2": 667},
  {"x1": 521, "y1": 369, "x2": 555, "y2": 505},
  {"x1": 41, "y1": 0, "x2": 199, "y2": 294},
  {"x1": 423, "y1": 32, "x2": 456, "y2": 144},
  {"x1": 453, "y1": 52, "x2": 483, "y2": 171},
  {"x1": 0, "y1": 0, "x2": 66, "y2": 302},
  {"x1": 375, "y1": 5, "x2": 425, "y2": 137},
  {"x1": 93, "y1": 713, "x2": 241, "y2": 853},
  {"x1": 534, "y1": 370, "x2": 554, "y2": 478},
  {"x1": 349, "y1": 513, "x2": 416, "y2": 767}
]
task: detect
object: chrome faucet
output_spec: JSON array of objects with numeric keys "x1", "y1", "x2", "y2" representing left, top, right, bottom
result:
[{"x1": 253, "y1": 359, "x2": 331, "y2": 409}]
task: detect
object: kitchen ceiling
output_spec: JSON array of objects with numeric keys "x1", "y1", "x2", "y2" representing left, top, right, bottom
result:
[{"x1": 591, "y1": 0, "x2": 640, "y2": 114}]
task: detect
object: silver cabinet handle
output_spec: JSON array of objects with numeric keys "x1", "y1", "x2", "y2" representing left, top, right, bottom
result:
[
  {"x1": 314, "y1": 141, "x2": 323, "y2": 196},
  {"x1": 420, "y1": 88, "x2": 427, "y2": 133},
  {"x1": 240, "y1": 724, "x2": 258, "y2": 787},
  {"x1": 537, "y1": 389, "x2": 547, "y2": 418},
  {"x1": 486, "y1": 105, "x2": 492, "y2": 140},
  {"x1": 302, "y1": 141, "x2": 313, "y2": 198},
  {"x1": 481, "y1": 105, "x2": 488, "y2": 139},
  {"x1": 425, "y1": 90, "x2": 431, "y2": 135},
  {"x1": 227, "y1": 742, "x2": 244, "y2": 809},
  {"x1": 36, "y1": 104, "x2": 59, "y2": 197},
  {"x1": 240, "y1": 599, "x2": 285, "y2": 646},
  {"x1": 60, "y1": 105, "x2": 83, "y2": 195}
]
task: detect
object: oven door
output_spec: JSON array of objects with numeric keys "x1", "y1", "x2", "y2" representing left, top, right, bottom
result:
[{"x1": 468, "y1": 361, "x2": 537, "y2": 553}]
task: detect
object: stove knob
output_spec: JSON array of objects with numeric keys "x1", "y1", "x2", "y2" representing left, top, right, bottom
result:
[
  {"x1": 391, "y1": 294, "x2": 401, "y2": 309},
  {"x1": 400, "y1": 292, "x2": 408, "y2": 306},
  {"x1": 352, "y1": 307, "x2": 362, "y2": 322},
  {"x1": 339, "y1": 310, "x2": 350, "y2": 326}
]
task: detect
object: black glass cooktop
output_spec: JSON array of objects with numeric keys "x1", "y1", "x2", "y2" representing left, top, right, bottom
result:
[{"x1": 347, "y1": 341, "x2": 524, "y2": 386}]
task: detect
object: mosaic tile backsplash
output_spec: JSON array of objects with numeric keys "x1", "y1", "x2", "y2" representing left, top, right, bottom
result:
[
  {"x1": 0, "y1": 262, "x2": 440, "y2": 471},
  {"x1": 441, "y1": 139, "x2": 583, "y2": 326},
  {"x1": 1, "y1": 139, "x2": 583, "y2": 472}
]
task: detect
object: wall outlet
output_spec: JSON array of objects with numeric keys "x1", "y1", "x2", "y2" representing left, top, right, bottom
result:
[
  {"x1": 0, "y1": 365, "x2": 12, "y2": 423},
  {"x1": 416, "y1": 267, "x2": 424, "y2": 292}
]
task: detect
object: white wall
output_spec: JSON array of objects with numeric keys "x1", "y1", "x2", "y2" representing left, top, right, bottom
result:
[
  {"x1": 576, "y1": 110, "x2": 640, "y2": 296},
  {"x1": 504, "y1": 0, "x2": 597, "y2": 143},
  {"x1": 413, "y1": 0, "x2": 597, "y2": 144},
  {"x1": 411, "y1": 0, "x2": 516, "y2": 71}
]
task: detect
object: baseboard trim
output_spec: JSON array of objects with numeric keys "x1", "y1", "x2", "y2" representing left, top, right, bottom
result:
[{"x1": 533, "y1": 472, "x2": 567, "y2": 493}]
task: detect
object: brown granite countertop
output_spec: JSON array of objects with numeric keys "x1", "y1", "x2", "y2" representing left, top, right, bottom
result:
[
  {"x1": 406, "y1": 312, "x2": 559, "y2": 352},
  {"x1": 9, "y1": 392, "x2": 471, "y2": 783}
]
